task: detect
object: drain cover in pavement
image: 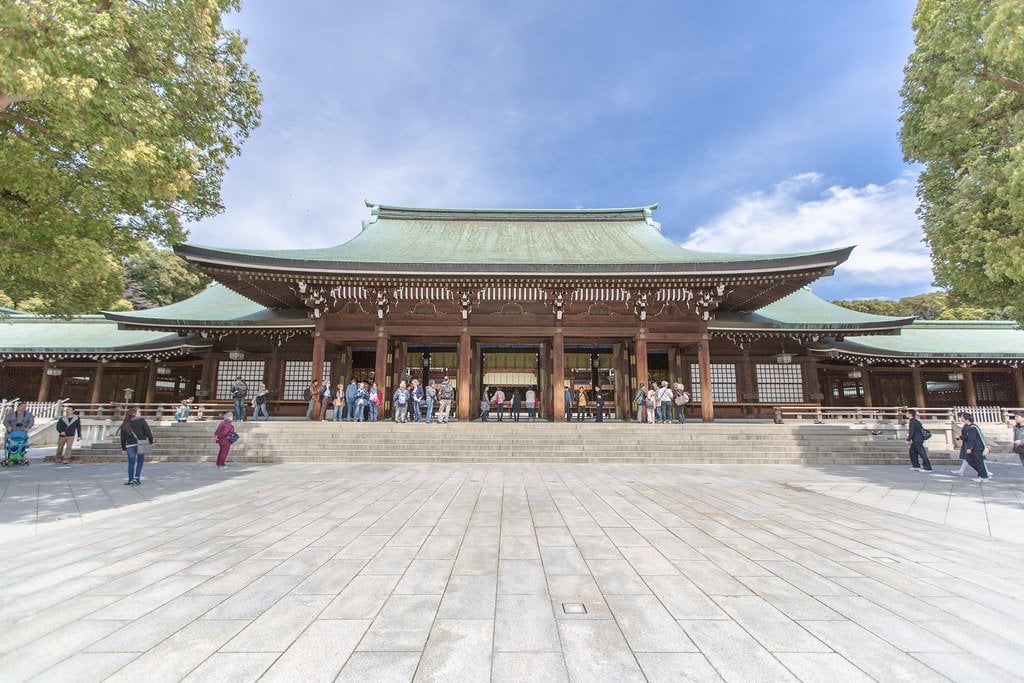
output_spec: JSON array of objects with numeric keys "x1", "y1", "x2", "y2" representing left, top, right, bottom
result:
[{"x1": 562, "y1": 603, "x2": 587, "y2": 614}]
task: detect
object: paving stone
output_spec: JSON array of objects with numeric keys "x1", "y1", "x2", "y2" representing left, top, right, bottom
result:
[
  {"x1": 181, "y1": 653, "x2": 278, "y2": 682},
  {"x1": 28, "y1": 652, "x2": 139, "y2": 683},
  {"x1": 495, "y1": 593, "x2": 560, "y2": 652},
  {"x1": 336, "y1": 651, "x2": 421, "y2": 681},
  {"x1": 799, "y1": 619, "x2": 950, "y2": 681},
  {"x1": 437, "y1": 573, "x2": 497, "y2": 619},
  {"x1": 634, "y1": 652, "x2": 723, "y2": 682},
  {"x1": 773, "y1": 652, "x2": 874, "y2": 682},
  {"x1": 491, "y1": 652, "x2": 569, "y2": 682},
  {"x1": 497, "y1": 559, "x2": 547, "y2": 594},
  {"x1": 356, "y1": 594, "x2": 441, "y2": 652},
  {"x1": 260, "y1": 619, "x2": 370, "y2": 681},
  {"x1": 201, "y1": 574, "x2": 305, "y2": 620},
  {"x1": 679, "y1": 619, "x2": 797, "y2": 682},
  {"x1": 291, "y1": 558, "x2": 366, "y2": 594},
  {"x1": 712, "y1": 595, "x2": 830, "y2": 653},
  {"x1": 605, "y1": 594, "x2": 697, "y2": 652},
  {"x1": 221, "y1": 593, "x2": 331, "y2": 652},
  {"x1": 557, "y1": 619, "x2": 646, "y2": 681},
  {"x1": 105, "y1": 618, "x2": 248, "y2": 682},
  {"x1": 393, "y1": 558, "x2": 454, "y2": 595},
  {"x1": 415, "y1": 619, "x2": 493, "y2": 680},
  {"x1": 320, "y1": 573, "x2": 400, "y2": 619}
]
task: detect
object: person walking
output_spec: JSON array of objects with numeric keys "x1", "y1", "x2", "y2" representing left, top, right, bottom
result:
[
  {"x1": 511, "y1": 389, "x2": 522, "y2": 422},
  {"x1": 344, "y1": 379, "x2": 359, "y2": 421},
  {"x1": 425, "y1": 379, "x2": 437, "y2": 423},
  {"x1": 633, "y1": 385, "x2": 646, "y2": 423},
  {"x1": 492, "y1": 387, "x2": 506, "y2": 422},
  {"x1": 437, "y1": 377, "x2": 453, "y2": 423},
  {"x1": 951, "y1": 412, "x2": 970, "y2": 476},
  {"x1": 673, "y1": 383, "x2": 690, "y2": 424},
  {"x1": 904, "y1": 408, "x2": 933, "y2": 471},
  {"x1": 213, "y1": 411, "x2": 236, "y2": 469},
  {"x1": 119, "y1": 407, "x2": 153, "y2": 485},
  {"x1": 332, "y1": 382, "x2": 346, "y2": 422},
  {"x1": 393, "y1": 381, "x2": 410, "y2": 423},
  {"x1": 525, "y1": 387, "x2": 536, "y2": 421},
  {"x1": 368, "y1": 381, "x2": 381, "y2": 422},
  {"x1": 230, "y1": 375, "x2": 248, "y2": 422},
  {"x1": 252, "y1": 384, "x2": 270, "y2": 421},
  {"x1": 304, "y1": 379, "x2": 320, "y2": 420},
  {"x1": 576, "y1": 386, "x2": 588, "y2": 422},
  {"x1": 55, "y1": 406, "x2": 81, "y2": 462},
  {"x1": 480, "y1": 385, "x2": 491, "y2": 422},
  {"x1": 1012, "y1": 412, "x2": 1024, "y2": 467},
  {"x1": 594, "y1": 390, "x2": 604, "y2": 422},
  {"x1": 961, "y1": 413, "x2": 990, "y2": 480}
]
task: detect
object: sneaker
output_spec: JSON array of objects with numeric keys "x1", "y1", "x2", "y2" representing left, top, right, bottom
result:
[
  {"x1": 124, "y1": 480, "x2": 133, "y2": 485},
  {"x1": 132, "y1": 479, "x2": 141, "y2": 485},
  {"x1": 950, "y1": 470, "x2": 964, "y2": 476},
  {"x1": 910, "y1": 467, "x2": 921, "y2": 471},
  {"x1": 974, "y1": 477, "x2": 988, "y2": 482}
]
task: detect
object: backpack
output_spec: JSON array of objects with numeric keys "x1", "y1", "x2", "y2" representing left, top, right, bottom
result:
[
  {"x1": 395, "y1": 390, "x2": 408, "y2": 406},
  {"x1": 302, "y1": 388, "x2": 312, "y2": 400}
]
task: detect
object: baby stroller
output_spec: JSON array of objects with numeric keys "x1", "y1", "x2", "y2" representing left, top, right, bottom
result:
[{"x1": 3, "y1": 430, "x2": 29, "y2": 466}]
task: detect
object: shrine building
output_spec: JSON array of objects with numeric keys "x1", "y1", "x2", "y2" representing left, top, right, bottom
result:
[{"x1": 2, "y1": 202, "x2": 1023, "y2": 419}]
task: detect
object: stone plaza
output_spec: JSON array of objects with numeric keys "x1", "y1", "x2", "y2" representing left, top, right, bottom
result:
[{"x1": 1, "y1": 458, "x2": 1023, "y2": 682}]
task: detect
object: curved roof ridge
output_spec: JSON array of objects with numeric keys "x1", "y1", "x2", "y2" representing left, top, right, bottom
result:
[{"x1": 365, "y1": 201, "x2": 659, "y2": 223}]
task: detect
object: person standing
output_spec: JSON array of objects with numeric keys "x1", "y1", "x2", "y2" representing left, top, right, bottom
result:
[
  {"x1": 480, "y1": 386, "x2": 491, "y2": 422},
  {"x1": 511, "y1": 389, "x2": 522, "y2": 422},
  {"x1": 961, "y1": 413, "x2": 990, "y2": 480},
  {"x1": 354, "y1": 381, "x2": 369, "y2": 422},
  {"x1": 437, "y1": 377, "x2": 453, "y2": 423},
  {"x1": 332, "y1": 382, "x2": 345, "y2": 422},
  {"x1": 645, "y1": 384, "x2": 658, "y2": 424},
  {"x1": 304, "y1": 379, "x2": 320, "y2": 420},
  {"x1": 409, "y1": 379, "x2": 424, "y2": 422},
  {"x1": 633, "y1": 385, "x2": 646, "y2": 423},
  {"x1": 213, "y1": 411, "x2": 236, "y2": 469},
  {"x1": 393, "y1": 381, "x2": 410, "y2": 423},
  {"x1": 525, "y1": 387, "x2": 536, "y2": 421},
  {"x1": 55, "y1": 406, "x2": 81, "y2": 462},
  {"x1": 594, "y1": 390, "x2": 604, "y2": 423},
  {"x1": 425, "y1": 379, "x2": 437, "y2": 424},
  {"x1": 1012, "y1": 412, "x2": 1024, "y2": 467},
  {"x1": 344, "y1": 379, "x2": 359, "y2": 421},
  {"x1": 119, "y1": 407, "x2": 153, "y2": 485},
  {"x1": 576, "y1": 386, "x2": 588, "y2": 422},
  {"x1": 368, "y1": 381, "x2": 381, "y2": 422},
  {"x1": 904, "y1": 408, "x2": 933, "y2": 471},
  {"x1": 563, "y1": 386, "x2": 573, "y2": 422},
  {"x1": 656, "y1": 381, "x2": 673, "y2": 424},
  {"x1": 230, "y1": 375, "x2": 248, "y2": 422},
  {"x1": 3, "y1": 403, "x2": 35, "y2": 435},
  {"x1": 492, "y1": 387, "x2": 506, "y2": 422},
  {"x1": 318, "y1": 382, "x2": 333, "y2": 421},
  {"x1": 673, "y1": 383, "x2": 690, "y2": 424},
  {"x1": 252, "y1": 384, "x2": 270, "y2": 421}
]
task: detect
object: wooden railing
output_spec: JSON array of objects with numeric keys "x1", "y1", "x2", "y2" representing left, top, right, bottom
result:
[{"x1": 773, "y1": 405, "x2": 1024, "y2": 425}]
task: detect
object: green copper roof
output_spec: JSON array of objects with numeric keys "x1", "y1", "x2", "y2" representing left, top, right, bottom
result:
[
  {"x1": 712, "y1": 288, "x2": 915, "y2": 333},
  {"x1": 105, "y1": 283, "x2": 312, "y2": 329},
  {"x1": 0, "y1": 315, "x2": 208, "y2": 357},
  {"x1": 824, "y1": 320, "x2": 1024, "y2": 359},
  {"x1": 176, "y1": 203, "x2": 853, "y2": 273}
]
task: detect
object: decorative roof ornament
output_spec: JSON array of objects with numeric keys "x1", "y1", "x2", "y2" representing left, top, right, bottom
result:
[
  {"x1": 362, "y1": 202, "x2": 380, "y2": 231},
  {"x1": 643, "y1": 204, "x2": 661, "y2": 232}
]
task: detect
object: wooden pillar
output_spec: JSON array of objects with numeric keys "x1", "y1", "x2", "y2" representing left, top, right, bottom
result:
[
  {"x1": 1013, "y1": 366, "x2": 1024, "y2": 407},
  {"x1": 911, "y1": 365, "x2": 926, "y2": 409},
  {"x1": 802, "y1": 357, "x2": 822, "y2": 403},
  {"x1": 552, "y1": 329, "x2": 565, "y2": 421},
  {"x1": 376, "y1": 329, "x2": 389, "y2": 417},
  {"x1": 144, "y1": 360, "x2": 158, "y2": 405},
  {"x1": 458, "y1": 329, "x2": 471, "y2": 421},
  {"x1": 613, "y1": 342, "x2": 628, "y2": 420},
  {"x1": 311, "y1": 330, "x2": 326, "y2": 420},
  {"x1": 199, "y1": 348, "x2": 215, "y2": 399},
  {"x1": 740, "y1": 349, "x2": 757, "y2": 401},
  {"x1": 697, "y1": 337, "x2": 714, "y2": 422},
  {"x1": 37, "y1": 364, "x2": 53, "y2": 402},
  {"x1": 963, "y1": 366, "x2": 977, "y2": 407},
  {"x1": 634, "y1": 336, "x2": 648, "y2": 392},
  {"x1": 861, "y1": 368, "x2": 874, "y2": 407},
  {"x1": 669, "y1": 347, "x2": 684, "y2": 386},
  {"x1": 89, "y1": 361, "x2": 106, "y2": 405}
]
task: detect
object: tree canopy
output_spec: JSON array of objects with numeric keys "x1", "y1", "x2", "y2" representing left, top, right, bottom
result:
[
  {"x1": 832, "y1": 291, "x2": 1016, "y2": 321},
  {"x1": 0, "y1": 0, "x2": 261, "y2": 315},
  {"x1": 900, "y1": 0, "x2": 1024, "y2": 323},
  {"x1": 123, "y1": 243, "x2": 209, "y2": 309}
]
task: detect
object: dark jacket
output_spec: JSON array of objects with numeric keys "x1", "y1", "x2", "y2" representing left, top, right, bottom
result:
[
  {"x1": 907, "y1": 417, "x2": 925, "y2": 444},
  {"x1": 962, "y1": 423, "x2": 986, "y2": 455},
  {"x1": 56, "y1": 415, "x2": 82, "y2": 438},
  {"x1": 119, "y1": 417, "x2": 154, "y2": 450}
]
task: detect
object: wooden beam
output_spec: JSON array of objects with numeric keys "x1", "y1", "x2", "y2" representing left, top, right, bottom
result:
[
  {"x1": 963, "y1": 366, "x2": 977, "y2": 407},
  {"x1": 144, "y1": 361, "x2": 158, "y2": 404}
]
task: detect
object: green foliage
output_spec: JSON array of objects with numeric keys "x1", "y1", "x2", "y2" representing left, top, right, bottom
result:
[
  {"x1": 833, "y1": 291, "x2": 1015, "y2": 321},
  {"x1": 123, "y1": 242, "x2": 209, "y2": 308},
  {"x1": 900, "y1": 0, "x2": 1024, "y2": 323},
  {"x1": 106, "y1": 298, "x2": 134, "y2": 312},
  {"x1": 0, "y1": 290, "x2": 13, "y2": 309},
  {"x1": 0, "y1": 0, "x2": 261, "y2": 316}
]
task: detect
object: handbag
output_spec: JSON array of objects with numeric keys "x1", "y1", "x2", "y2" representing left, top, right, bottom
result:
[
  {"x1": 135, "y1": 438, "x2": 152, "y2": 455},
  {"x1": 227, "y1": 433, "x2": 239, "y2": 444}
]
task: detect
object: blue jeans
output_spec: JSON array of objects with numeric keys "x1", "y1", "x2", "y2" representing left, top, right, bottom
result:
[
  {"x1": 332, "y1": 405, "x2": 344, "y2": 421},
  {"x1": 233, "y1": 398, "x2": 246, "y2": 421},
  {"x1": 254, "y1": 403, "x2": 269, "y2": 420},
  {"x1": 425, "y1": 399, "x2": 434, "y2": 423},
  {"x1": 677, "y1": 404, "x2": 686, "y2": 424},
  {"x1": 369, "y1": 402, "x2": 378, "y2": 422},
  {"x1": 126, "y1": 445, "x2": 143, "y2": 481},
  {"x1": 306, "y1": 398, "x2": 315, "y2": 419},
  {"x1": 411, "y1": 401, "x2": 421, "y2": 422},
  {"x1": 661, "y1": 401, "x2": 672, "y2": 423}
]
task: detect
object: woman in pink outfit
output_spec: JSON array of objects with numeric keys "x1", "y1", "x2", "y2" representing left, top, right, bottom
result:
[{"x1": 213, "y1": 411, "x2": 236, "y2": 468}]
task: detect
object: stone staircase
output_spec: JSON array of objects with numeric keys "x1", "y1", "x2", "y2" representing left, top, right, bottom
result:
[{"x1": 59, "y1": 420, "x2": 956, "y2": 466}]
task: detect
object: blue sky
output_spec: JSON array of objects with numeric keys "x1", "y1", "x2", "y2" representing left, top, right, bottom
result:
[{"x1": 191, "y1": 0, "x2": 928, "y2": 301}]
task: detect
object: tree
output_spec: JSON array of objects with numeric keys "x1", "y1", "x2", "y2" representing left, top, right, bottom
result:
[
  {"x1": 829, "y1": 298, "x2": 901, "y2": 317},
  {"x1": 900, "y1": 0, "x2": 1024, "y2": 323},
  {"x1": 832, "y1": 291, "x2": 1015, "y2": 321},
  {"x1": 123, "y1": 242, "x2": 209, "y2": 308},
  {"x1": 0, "y1": 0, "x2": 261, "y2": 316}
]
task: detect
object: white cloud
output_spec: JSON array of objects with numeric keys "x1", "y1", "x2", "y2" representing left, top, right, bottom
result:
[{"x1": 683, "y1": 172, "x2": 934, "y2": 287}]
